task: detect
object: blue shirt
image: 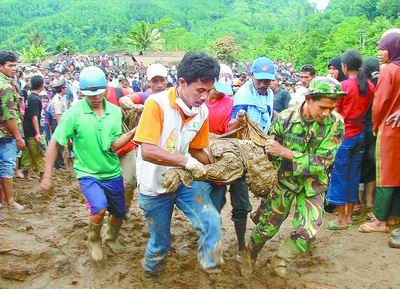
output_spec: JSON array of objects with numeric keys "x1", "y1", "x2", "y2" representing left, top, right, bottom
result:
[{"x1": 231, "y1": 80, "x2": 274, "y2": 133}]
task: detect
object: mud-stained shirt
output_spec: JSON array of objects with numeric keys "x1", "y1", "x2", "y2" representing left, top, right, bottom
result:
[
  {"x1": 269, "y1": 103, "x2": 344, "y2": 197},
  {"x1": 0, "y1": 72, "x2": 23, "y2": 138}
]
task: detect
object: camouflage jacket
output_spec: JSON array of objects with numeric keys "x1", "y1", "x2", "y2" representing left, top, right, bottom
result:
[
  {"x1": 0, "y1": 72, "x2": 23, "y2": 138},
  {"x1": 269, "y1": 103, "x2": 344, "y2": 197}
]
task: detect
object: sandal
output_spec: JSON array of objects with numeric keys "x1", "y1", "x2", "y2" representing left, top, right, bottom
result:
[
  {"x1": 366, "y1": 212, "x2": 376, "y2": 220},
  {"x1": 358, "y1": 223, "x2": 389, "y2": 233},
  {"x1": 391, "y1": 228, "x2": 400, "y2": 237},
  {"x1": 326, "y1": 220, "x2": 348, "y2": 231}
]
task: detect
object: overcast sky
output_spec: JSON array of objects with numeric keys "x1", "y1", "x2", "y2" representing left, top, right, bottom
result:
[{"x1": 308, "y1": 0, "x2": 330, "y2": 10}]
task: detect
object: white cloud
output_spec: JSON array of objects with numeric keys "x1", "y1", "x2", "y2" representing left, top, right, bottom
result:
[{"x1": 308, "y1": 0, "x2": 330, "y2": 10}]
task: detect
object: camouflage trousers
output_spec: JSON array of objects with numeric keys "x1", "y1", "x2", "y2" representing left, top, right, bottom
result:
[{"x1": 251, "y1": 183, "x2": 324, "y2": 253}]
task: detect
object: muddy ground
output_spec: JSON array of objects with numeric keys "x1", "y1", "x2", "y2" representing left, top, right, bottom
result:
[{"x1": 1, "y1": 170, "x2": 399, "y2": 289}]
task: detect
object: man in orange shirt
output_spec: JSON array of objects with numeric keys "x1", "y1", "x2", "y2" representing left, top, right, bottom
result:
[{"x1": 134, "y1": 52, "x2": 223, "y2": 276}]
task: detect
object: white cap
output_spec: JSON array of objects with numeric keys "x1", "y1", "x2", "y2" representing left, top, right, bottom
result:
[{"x1": 147, "y1": 63, "x2": 168, "y2": 80}]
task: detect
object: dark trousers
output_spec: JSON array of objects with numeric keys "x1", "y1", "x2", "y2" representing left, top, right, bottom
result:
[{"x1": 373, "y1": 187, "x2": 400, "y2": 221}]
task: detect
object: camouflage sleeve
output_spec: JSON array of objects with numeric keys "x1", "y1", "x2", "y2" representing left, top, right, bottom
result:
[
  {"x1": 268, "y1": 114, "x2": 284, "y2": 143},
  {"x1": 0, "y1": 86, "x2": 19, "y2": 120},
  {"x1": 291, "y1": 119, "x2": 344, "y2": 178}
]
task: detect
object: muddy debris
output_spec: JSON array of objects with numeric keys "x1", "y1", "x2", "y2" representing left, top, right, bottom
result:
[{"x1": 161, "y1": 120, "x2": 278, "y2": 197}]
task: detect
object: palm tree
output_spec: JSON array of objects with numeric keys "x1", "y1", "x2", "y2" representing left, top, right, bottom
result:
[
  {"x1": 27, "y1": 29, "x2": 45, "y2": 48},
  {"x1": 112, "y1": 32, "x2": 126, "y2": 51},
  {"x1": 127, "y1": 21, "x2": 162, "y2": 55},
  {"x1": 19, "y1": 45, "x2": 49, "y2": 63}
]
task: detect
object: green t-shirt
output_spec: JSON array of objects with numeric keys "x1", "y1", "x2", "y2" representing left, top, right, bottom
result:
[{"x1": 52, "y1": 98, "x2": 122, "y2": 180}]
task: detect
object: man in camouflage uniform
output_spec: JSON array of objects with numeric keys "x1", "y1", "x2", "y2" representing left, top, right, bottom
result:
[
  {"x1": 0, "y1": 51, "x2": 25, "y2": 210},
  {"x1": 241, "y1": 77, "x2": 345, "y2": 277}
]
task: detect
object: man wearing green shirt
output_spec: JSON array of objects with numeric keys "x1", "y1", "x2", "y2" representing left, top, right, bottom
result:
[
  {"x1": 40, "y1": 66, "x2": 136, "y2": 262},
  {"x1": 0, "y1": 51, "x2": 25, "y2": 210},
  {"x1": 241, "y1": 77, "x2": 345, "y2": 278}
]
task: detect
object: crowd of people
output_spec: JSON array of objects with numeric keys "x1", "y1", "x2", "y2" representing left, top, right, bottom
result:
[{"x1": 0, "y1": 28, "x2": 400, "y2": 285}]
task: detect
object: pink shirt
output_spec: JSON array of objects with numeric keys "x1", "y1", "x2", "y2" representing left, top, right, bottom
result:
[{"x1": 205, "y1": 95, "x2": 233, "y2": 135}]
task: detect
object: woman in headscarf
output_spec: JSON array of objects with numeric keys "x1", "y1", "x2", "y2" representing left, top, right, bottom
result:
[
  {"x1": 328, "y1": 57, "x2": 347, "y2": 82},
  {"x1": 359, "y1": 31, "x2": 400, "y2": 248}
]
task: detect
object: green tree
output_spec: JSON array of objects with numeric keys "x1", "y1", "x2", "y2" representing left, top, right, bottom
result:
[
  {"x1": 164, "y1": 28, "x2": 192, "y2": 51},
  {"x1": 212, "y1": 35, "x2": 238, "y2": 63},
  {"x1": 127, "y1": 21, "x2": 162, "y2": 55},
  {"x1": 315, "y1": 16, "x2": 369, "y2": 73},
  {"x1": 19, "y1": 45, "x2": 49, "y2": 63},
  {"x1": 377, "y1": 0, "x2": 400, "y2": 19},
  {"x1": 111, "y1": 32, "x2": 126, "y2": 51},
  {"x1": 86, "y1": 47, "x2": 98, "y2": 54},
  {"x1": 54, "y1": 38, "x2": 76, "y2": 55},
  {"x1": 26, "y1": 29, "x2": 45, "y2": 48}
]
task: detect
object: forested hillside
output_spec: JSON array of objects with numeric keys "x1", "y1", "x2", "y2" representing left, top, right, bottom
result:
[{"x1": 0, "y1": 0, "x2": 399, "y2": 71}]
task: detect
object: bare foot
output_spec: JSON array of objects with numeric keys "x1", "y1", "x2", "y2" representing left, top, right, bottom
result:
[
  {"x1": 9, "y1": 201, "x2": 24, "y2": 210},
  {"x1": 326, "y1": 219, "x2": 348, "y2": 230},
  {"x1": 15, "y1": 169, "x2": 24, "y2": 178},
  {"x1": 345, "y1": 216, "x2": 353, "y2": 225},
  {"x1": 353, "y1": 204, "x2": 364, "y2": 213}
]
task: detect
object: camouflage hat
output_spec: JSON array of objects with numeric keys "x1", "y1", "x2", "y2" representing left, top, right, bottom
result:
[
  {"x1": 51, "y1": 78, "x2": 66, "y2": 88},
  {"x1": 305, "y1": 76, "x2": 346, "y2": 99}
]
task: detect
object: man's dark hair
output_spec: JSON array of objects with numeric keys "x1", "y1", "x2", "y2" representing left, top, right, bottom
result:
[
  {"x1": 300, "y1": 64, "x2": 316, "y2": 76},
  {"x1": 177, "y1": 52, "x2": 220, "y2": 85},
  {"x1": 31, "y1": 75, "x2": 44, "y2": 90},
  {"x1": 54, "y1": 86, "x2": 64, "y2": 94},
  {"x1": 0, "y1": 51, "x2": 17, "y2": 66}
]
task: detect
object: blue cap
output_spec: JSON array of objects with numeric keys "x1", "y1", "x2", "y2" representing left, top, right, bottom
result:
[
  {"x1": 80, "y1": 66, "x2": 107, "y2": 96},
  {"x1": 251, "y1": 57, "x2": 276, "y2": 80}
]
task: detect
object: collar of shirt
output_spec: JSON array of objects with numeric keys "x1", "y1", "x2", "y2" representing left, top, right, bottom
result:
[
  {"x1": 0, "y1": 72, "x2": 10, "y2": 82},
  {"x1": 82, "y1": 97, "x2": 111, "y2": 115},
  {"x1": 291, "y1": 102, "x2": 333, "y2": 126}
]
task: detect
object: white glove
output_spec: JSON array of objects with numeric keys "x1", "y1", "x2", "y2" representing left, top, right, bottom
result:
[{"x1": 184, "y1": 157, "x2": 207, "y2": 178}]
